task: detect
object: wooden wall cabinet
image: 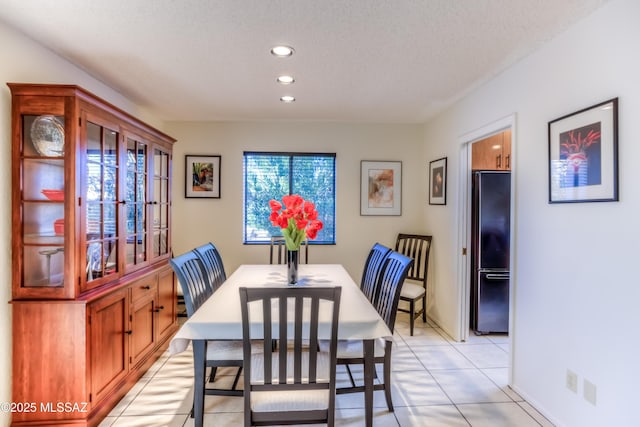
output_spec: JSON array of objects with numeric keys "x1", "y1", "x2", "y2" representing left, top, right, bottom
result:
[
  {"x1": 472, "y1": 129, "x2": 511, "y2": 171},
  {"x1": 89, "y1": 289, "x2": 129, "y2": 406},
  {"x1": 9, "y1": 83, "x2": 177, "y2": 426},
  {"x1": 128, "y1": 266, "x2": 176, "y2": 367}
]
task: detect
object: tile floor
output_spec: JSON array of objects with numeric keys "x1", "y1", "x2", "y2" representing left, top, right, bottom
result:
[{"x1": 99, "y1": 313, "x2": 554, "y2": 426}]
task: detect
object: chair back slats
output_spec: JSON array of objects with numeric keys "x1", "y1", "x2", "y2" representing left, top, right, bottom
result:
[
  {"x1": 270, "y1": 236, "x2": 309, "y2": 264},
  {"x1": 239, "y1": 287, "x2": 341, "y2": 389},
  {"x1": 193, "y1": 242, "x2": 227, "y2": 292},
  {"x1": 263, "y1": 297, "x2": 273, "y2": 382},
  {"x1": 395, "y1": 234, "x2": 432, "y2": 284},
  {"x1": 307, "y1": 296, "x2": 320, "y2": 381},
  {"x1": 375, "y1": 252, "x2": 414, "y2": 331},
  {"x1": 293, "y1": 295, "x2": 304, "y2": 382},
  {"x1": 278, "y1": 296, "x2": 287, "y2": 383},
  {"x1": 360, "y1": 243, "x2": 392, "y2": 303},
  {"x1": 170, "y1": 251, "x2": 212, "y2": 317}
]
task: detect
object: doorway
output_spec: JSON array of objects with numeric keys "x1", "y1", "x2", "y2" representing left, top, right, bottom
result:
[
  {"x1": 456, "y1": 115, "x2": 515, "y2": 347},
  {"x1": 469, "y1": 131, "x2": 511, "y2": 336}
]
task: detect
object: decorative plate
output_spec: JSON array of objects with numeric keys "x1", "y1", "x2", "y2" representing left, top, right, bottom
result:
[{"x1": 31, "y1": 115, "x2": 64, "y2": 157}]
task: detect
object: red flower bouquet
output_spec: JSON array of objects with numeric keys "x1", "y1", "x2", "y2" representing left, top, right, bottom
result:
[{"x1": 269, "y1": 194, "x2": 323, "y2": 251}]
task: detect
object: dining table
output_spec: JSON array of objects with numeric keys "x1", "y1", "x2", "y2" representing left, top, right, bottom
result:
[{"x1": 169, "y1": 263, "x2": 393, "y2": 427}]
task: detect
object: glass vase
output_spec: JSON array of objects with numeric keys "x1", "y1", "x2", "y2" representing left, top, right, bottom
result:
[{"x1": 287, "y1": 250, "x2": 299, "y2": 285}]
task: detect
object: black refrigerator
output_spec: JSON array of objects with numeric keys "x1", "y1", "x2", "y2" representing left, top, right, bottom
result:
[{"x1": 470, "y1": 171, "x2": 511, "y2": 334}]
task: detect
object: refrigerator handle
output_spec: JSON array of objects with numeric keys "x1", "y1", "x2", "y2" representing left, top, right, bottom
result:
[{"x1": 485, "y1": 273, "x2": 510, "y2": 280}]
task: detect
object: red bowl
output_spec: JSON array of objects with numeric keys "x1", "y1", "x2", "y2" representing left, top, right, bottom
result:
[
  {"x1": 53, "y1": 219, "x2": 64, "y2": 236},
  {"x1": 42, "y1": 189, "x2": 64, "y2": 201}
]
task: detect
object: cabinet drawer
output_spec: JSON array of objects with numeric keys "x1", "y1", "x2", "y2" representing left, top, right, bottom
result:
[{"x1": 130, "y1": 276, "x2": 158, "y2": 302}]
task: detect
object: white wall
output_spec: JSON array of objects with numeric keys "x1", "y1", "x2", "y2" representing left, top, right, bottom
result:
[
  {"x1": 0, "y1": 21, "x2": 163, "y2": 427},
  {"x1": 422, "y1": 0, "x2": 639, "y2": 425},
  {"x1": 166, "y1": 121, "x2": 425, "y2": 282}
]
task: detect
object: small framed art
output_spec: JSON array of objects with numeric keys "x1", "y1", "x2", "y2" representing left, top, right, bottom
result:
[
  {"x1": 360, "y1": 160, "x2": 402, "y2": 215},
  {"x1": 428, "y1": 157, "x2": 447, "y2": 205},
  {"x1": 548, "y1": 98, "x2": 618, "y2": 203},
  {"x1": 185, "y1": 155, "x2": 221, "y2": 198}
]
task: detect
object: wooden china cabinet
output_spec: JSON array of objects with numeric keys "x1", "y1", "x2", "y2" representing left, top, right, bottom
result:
[{"x1": 9, "y1": 83, "x2": 177, "y2": 426}]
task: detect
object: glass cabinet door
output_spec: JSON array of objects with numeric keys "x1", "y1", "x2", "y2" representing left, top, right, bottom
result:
[
  {"x1": 21, "y1": 114, "x2": 66, "y2": 290},
  {"x1": 152, "y1": 147, "x2": 170, "y2": 258},
  {"x1": 11, "y1": 84, "x2": 175, "y2": 304},
  {"x1": 125, "y1": 136, "x2": 148, "y2": 270},
  {"x1": 84, "y1": 120, "x2": 120, "y2": 289}
]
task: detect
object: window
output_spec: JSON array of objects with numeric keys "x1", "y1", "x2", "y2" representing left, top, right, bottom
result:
[{"x1": 244, "y1": 152, "x2": 336, "y2": 244}]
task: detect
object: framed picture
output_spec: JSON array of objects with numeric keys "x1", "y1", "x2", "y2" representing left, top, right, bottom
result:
[
  {"x1": 548, "y1": 98, "x2": 618, "y2": 203},
  {"x1": 429, "y1": 157, "x2": 447, "y2": 205},
  {"x1": 185, "y1": 155, "x2": 221, "y2": 198},
  {"x1": 360, "y1": 160, "x2": 402, "y2": 216}
]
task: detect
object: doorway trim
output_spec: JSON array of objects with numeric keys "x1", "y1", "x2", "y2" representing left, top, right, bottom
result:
[{"x1": 456, "y1": 114, "x2": 516, "y2": 350}]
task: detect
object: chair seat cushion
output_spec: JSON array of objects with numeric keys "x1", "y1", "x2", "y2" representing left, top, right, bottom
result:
[
  {"x1": 318, "y1": 337, "x2": 389, "y2": 358},
  {"x1": 400, "y1": 280, "x2": 426, "y2": 300},
  {"x1": 250, "y1": 350, "x2": 331, "y2": 385},
  {"x1": 251, "y1": 389, "x2": 329, "y2": 412},
  {"x1": 206, "y1": 340, "x2": 244, "y2": 361}
]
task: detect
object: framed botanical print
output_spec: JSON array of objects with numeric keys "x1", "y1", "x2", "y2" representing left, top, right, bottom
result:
[
  {"x1": 360, "y1": 160, "x2": 402, "y2": 215},
  {"x1": 548, "y1": 98, "x2": 618, "y2": 203},
  {"x1": 185, "y1": 155, "x2": 221, "y2": 198}
]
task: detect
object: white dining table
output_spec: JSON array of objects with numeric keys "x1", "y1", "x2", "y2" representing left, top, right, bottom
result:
[{"x1": 169, "y1": 263, "x2": 392, "y2": 427}]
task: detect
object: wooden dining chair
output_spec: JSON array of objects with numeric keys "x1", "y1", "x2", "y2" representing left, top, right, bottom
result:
[
  {"x1": 193, "y1": 242, "x2": 227, "y2": 292},
  {"x1": 269, "y1": 235, "x2": 309, "y2": 264},
  {"x1": 170, "y1": 251, "x2": 213, "y2": 317},
  {"x1": 333, "y1": 251, "x2": 413, "y2": 412},
  {"x1": 239, "y1": 286, "x2": 342, "y2": 427},
  {"x1": 394, "y1": 233, "x2": 433, "y2": 336},
  {"x1": 360, "y1": 243, "x2": 392, "y2": 303},
  {"x1": 169, "y1": 251, "x2": 243, "y2": 407},
  {"x1": 192, "y1": 242, "x2": 238, "y2": 381}
]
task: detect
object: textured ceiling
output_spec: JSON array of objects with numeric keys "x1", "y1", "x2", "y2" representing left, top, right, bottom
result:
[{"x1": 0, "y1": 0, "x2": 608, "y2": 123}]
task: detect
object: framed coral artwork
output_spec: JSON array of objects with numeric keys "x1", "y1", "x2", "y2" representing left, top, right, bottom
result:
[
  {"x1": 548, "y1": 98, "x2": 618, "y2": 203},
  {"x1": 360, "y1": 160, "x2": 402, "y2": 215}
]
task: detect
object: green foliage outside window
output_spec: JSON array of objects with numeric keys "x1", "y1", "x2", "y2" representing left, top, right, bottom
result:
[{"x1": 243, "y1": 152, "x2": 336, "y2": 244}]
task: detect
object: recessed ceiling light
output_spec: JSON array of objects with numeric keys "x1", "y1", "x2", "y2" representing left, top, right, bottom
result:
[
  {"x1": 280, "y1": 95, "x2": 295, "y2": 103},
  {"x1": 277, "y1": 75, "x2": 295, "y2": 84},
  {"x1": 271, "y1": 45, "x2": 294, "y2": 57}
]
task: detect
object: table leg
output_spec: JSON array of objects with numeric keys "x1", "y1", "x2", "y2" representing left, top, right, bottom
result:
[
  {"x1": 363, "y1": 339, "x2": 375, "y2": 427},
  {"x1": 193, "y1": 340, "x2": 206, "y2": 427}
]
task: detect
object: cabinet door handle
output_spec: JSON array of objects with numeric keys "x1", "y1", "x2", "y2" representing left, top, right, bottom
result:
[
  {"x1": 142, "y1": 285, "x2": 151, "y2": 290},
  {"x1": 125, "y1": 330, "x2": 132, "y2": 335},
  {"x1": 505, "y1": 154, "x2": 510, "y2": 169},
  {"x1": 153, "y1": 306, "x2": 165, "y2": 313},
  {"x1": 119, "y1": 200, "x2": 127, "y2": 205},
  {"x1": 496, "y1": 155, "x2": 501, "y2": 168}
]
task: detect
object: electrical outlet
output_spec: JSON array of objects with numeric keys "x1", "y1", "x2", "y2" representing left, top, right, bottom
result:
[
  {"x1": 584, "y1": 379, "x2": 597, "y2": 405},
  {"x1": 566, "y1": 369, "x2": 578, "y2": 393}
]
